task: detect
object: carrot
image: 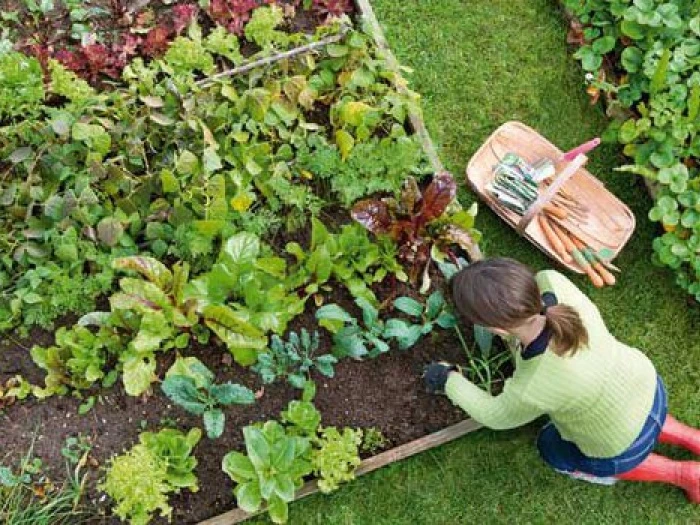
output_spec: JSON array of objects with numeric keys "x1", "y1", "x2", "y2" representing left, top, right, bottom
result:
[
  {"x1": 538, "y1": 214, "x2": 572, "y2": 263},
  {"x1": 549, "y1": 222, "x2": 604, "y2": 288},
  {"x1": 572, "y1": 236, "x2": 616, "y2": 286},
  {"x1": 542, "y1": 204, "x2": 567, "y2": 220}
]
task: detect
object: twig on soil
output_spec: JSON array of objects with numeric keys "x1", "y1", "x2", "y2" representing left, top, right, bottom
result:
[{"x1": 196, "y1": 27, "x2": 351, "y2": 87}]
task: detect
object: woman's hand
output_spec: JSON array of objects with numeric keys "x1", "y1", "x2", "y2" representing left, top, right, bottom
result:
[{"x1": 422, "y1": 362, "x2": 459, "y2": 394}]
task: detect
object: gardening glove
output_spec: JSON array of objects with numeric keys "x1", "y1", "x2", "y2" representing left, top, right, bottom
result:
[{"x1": 423, "y1": 361, "x2": 459, "y2": 394}]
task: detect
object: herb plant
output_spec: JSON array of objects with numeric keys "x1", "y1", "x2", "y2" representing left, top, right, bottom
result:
[
  {"x1": 253, "y1": 329, "x2": 337, "y2": 389},
  {"x1": 161, "y1": 357, "x2": 255, "y2": 439}
]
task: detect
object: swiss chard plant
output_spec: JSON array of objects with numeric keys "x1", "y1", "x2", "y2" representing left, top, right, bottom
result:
[
  {"x1": 161, "y1": 357, "x2": 256, "y2": 439},
  {"x1": 253, "y1": 329, "x2": 338, "y2": 389},
  {"x1": 351, "y1": 173, "x2": 480, "y2": 284},
  {"x1": 30, "y1": 325, "x2": 122, "y2": 398}
]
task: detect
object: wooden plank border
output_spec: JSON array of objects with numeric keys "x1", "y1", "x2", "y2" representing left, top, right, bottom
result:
[
  {"x1": 198, "y1": 419, "x2": 482, "y2": 525},
  {"x1": 198, "y1": 3, "x2": 485, "y2": 523}
]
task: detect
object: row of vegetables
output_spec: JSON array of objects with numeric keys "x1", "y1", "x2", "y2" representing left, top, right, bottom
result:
[{"x1": 0, "y1": 4, "x2": 483, "y2": 524}]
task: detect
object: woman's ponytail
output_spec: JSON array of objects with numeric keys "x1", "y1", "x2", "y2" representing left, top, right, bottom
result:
[
  {"x1": 543, "y1": 304, "x2": 588, "y2": 356},
  {"x1": 452, "y1": 258, "x2": 589, "y2": 357}
]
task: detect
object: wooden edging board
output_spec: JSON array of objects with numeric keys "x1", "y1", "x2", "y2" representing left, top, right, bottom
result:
[{"x1": 198, "y1": 2, "x2": 485, "y2": 524}]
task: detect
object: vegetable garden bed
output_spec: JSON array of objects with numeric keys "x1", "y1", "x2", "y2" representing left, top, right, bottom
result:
[{"x1": 0, "y1": 1, "x2": 498, "y2": 524}]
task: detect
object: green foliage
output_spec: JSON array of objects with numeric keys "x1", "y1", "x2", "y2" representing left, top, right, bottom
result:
[
  {"x1": 100, "y1": 444, "x2": 171, "y2": 525},
  {"x1": 312, "y1": 427, "x2": 362, "y2": 494},
  {"x1": 315, "y1": 298, "x2": 391, "y2": 359},
  {"x1": 100, "y1": 427, "x2": 200, "y2": 525},
  {"x1": 385, "y1": 291, "x2": 457, "y2": 350},
  {"x1": 295, "y1": 133, "x2": 431, "y2": 207},
  {"x1": 222, "y1": 421, "x2": 313, "y2": 524},
  {"x1": 0, "y1": 441, "x2": 87, "y2": 525},
  {"x1": 138, "y1": 428, "x2": 202, "y2": 491},
  {"x1": 360, "y1": 427, "x2": 388, "y2": 455},
  {"x1": 161, "y1": 357, "x2": 255, "y2": 438},
  {"x1": 566, "y1": 0, "x2": 700, "y2": 300},
  {"x1": 30, "y1": 325, "x2": 122, "y2": 398},
  {"x1": 244, "y1": 5, "x2": 288, "y2": 48},
  {"x1": 253, "y1": 329, "x2": 337, "y2": 389},
  {"x1": 222, "y1": 396, "x2": 364, "y2": 523},
  {"x1": 286, "y1": 219, "x2": 405, "y2": 305},
  {"x1": 0, "y1": 51, "x2": 44, "y2": 120}
]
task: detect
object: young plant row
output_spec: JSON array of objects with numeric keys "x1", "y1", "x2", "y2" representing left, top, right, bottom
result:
[
  {"x1": 101, "y1": 381, "x2": 384, "y2": 525},
  {"x1": 564, "y1": 0, "x2": 700, "y2": 300}
]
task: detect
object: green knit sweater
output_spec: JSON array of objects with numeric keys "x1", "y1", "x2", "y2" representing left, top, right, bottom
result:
[{"x1": 445, "y1": 269, "x2": 657, "y2": 458}]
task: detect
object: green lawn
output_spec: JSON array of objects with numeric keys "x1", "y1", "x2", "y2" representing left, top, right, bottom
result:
[{"x1": 251, "y1": 1, "x2": 700, "y2": 523}]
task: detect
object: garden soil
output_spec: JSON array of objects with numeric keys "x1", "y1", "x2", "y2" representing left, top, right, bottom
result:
[{"x1": 0, "y1": 276, "x2": 487, "y2": 524}]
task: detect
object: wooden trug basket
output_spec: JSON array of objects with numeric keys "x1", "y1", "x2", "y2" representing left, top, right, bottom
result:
[{"x1": 466, "y1": 121, "x2": 635, "y2": 273}]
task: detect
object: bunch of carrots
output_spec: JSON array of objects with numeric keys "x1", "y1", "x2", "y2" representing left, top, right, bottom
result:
[{"x1": 538, "y1": 206, "x2": 616, "y2": 288}]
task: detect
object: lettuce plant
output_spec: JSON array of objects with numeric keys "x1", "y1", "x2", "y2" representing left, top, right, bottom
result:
[
  {"x1": 100, "y1": 428, "x2": 201, "y2": 525},
  {"x1": 312, "y1": 427, "x2": 362, "y2": 494}
]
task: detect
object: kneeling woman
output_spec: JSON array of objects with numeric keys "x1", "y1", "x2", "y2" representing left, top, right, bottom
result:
[{"x1": 424, "y1": 258, "x2": 700, "y2": 501}]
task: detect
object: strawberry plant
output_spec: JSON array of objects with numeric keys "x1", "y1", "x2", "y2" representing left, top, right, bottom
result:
[
  {"x1": 162, "y1": 357, "x2": 255, "y2": 438},
  {"x1": 565, "y1": 0, "x2": 700, "y2": 300}
]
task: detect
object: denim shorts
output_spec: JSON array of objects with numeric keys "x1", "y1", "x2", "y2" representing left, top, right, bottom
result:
[{"x1": 536, "y1": 376, "x2": 667, "y2": 477}]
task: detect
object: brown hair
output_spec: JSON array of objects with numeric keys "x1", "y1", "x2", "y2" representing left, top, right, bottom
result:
[{"x1": 451, "y1": 258, "x2": 588, "y2": 356}]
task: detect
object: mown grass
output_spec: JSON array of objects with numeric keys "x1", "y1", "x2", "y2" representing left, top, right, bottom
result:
[{"x1": 249, "y1": 1, "x2": 700, "y2": 523}]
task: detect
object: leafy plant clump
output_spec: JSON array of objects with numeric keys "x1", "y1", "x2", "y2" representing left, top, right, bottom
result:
[
  {"x1": 385, "y1": 291, "x2": 457, "y2": 349},
  {"x1": 161, "y1": 357, "x2": 255, "y2": 439},
  {"x1": 564, "y1": 0, "x2": 700, "y2": 300},
  {"x1": 253, "y1": 329, "x2": 337, "y2": 389},
  {"x1": 316, "y1": 291, "x2": 457, "y2": 358},
  {"x1": 100, "y1": 428, "x2": 201, "y2": 525},
  {"x1": 312, "y1": 426, "x2": 362, "y2": 494},
  {"x1": 352, "y1": 173, "x2": 480, "y2": 284},
  {"x1": 222, "y1": 393, "x2": 362, "y2": 524}
]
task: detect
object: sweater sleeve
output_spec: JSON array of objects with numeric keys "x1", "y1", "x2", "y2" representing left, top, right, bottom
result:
[{"x1": 444, "y1": 372, "x2": 544, "y2": 430}]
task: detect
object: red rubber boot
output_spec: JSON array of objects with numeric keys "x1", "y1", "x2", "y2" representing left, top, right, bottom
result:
[
  {"x1": 660, "y1": 415, "x2": 700, "y2": 455},
  {"x1": 617, "y1": 453, "x2": 700, "y2": 503}
]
